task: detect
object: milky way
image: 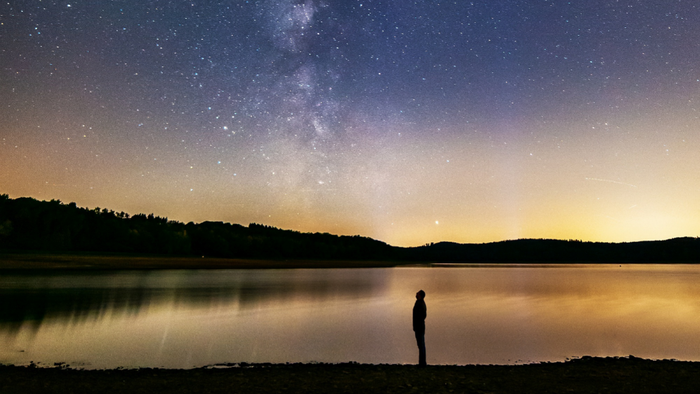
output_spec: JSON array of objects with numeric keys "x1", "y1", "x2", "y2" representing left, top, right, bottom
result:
[{"x1": 2, "y1": 1, "x2": 700, "y2": 246}]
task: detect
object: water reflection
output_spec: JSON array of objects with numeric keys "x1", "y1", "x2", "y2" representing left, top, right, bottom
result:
[
  {"x1": 407, "y1": 265, "x2": 700, "y2": 365},
  {"x1": 2, "y1": 265, "x2": 700, "y2": 368},
  {"x1": 0, "y1": 270, "x2": 383, "y2": 335}
]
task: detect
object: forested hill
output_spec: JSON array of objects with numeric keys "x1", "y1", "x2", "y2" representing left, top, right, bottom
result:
[
  {"x1": 0, "y1": 195, "x2": 395, "y2": 260},
  {"x1": 1, "y1": 195, "x2": 699, "y2": 263},
  {"x1": 405, "y1": 238, "x2": 700, "y2": 263}
]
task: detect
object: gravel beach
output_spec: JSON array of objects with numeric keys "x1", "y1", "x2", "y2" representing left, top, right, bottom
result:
[{"x1": 2, "y1": 356, "x2": 699, "y2": 394}]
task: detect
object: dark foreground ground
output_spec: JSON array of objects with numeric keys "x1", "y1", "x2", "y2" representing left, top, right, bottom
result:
[{"x1": 2, "y1": 357, "x2": 699, "y2": 394}]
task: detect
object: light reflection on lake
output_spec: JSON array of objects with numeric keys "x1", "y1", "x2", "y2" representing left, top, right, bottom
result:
[{"x1": 1, "y1": 265, "x2": 700, "y2": 368}]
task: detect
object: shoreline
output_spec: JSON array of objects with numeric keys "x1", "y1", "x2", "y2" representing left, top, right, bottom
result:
[
  {"x1": 0, "y1": 252, "x2": 415, "y2": 270},
  {"x1": 2, "y1": 356, "x2": 699, "y2": 393},
  {"x1": 2, "y1": 251, "x2": 697, "y2": 270}
]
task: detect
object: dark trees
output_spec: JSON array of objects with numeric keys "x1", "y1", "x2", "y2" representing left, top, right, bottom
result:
[{"x1": 0, "y1": 195, "x2": 393, "y2": 260}]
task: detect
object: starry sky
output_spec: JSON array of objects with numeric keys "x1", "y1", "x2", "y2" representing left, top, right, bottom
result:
[{"x1": 2, "y1": 1, "x2": 700, "y2": 247}]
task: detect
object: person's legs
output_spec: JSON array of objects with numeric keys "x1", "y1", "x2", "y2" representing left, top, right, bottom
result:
[{"x1": 415, "y1": 331, "x2": 426, "y2": 366}]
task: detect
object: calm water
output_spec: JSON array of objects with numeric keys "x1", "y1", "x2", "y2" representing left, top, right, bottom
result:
[{"x1": 2, "y1": 265, "x2": 700, "y2": 368}]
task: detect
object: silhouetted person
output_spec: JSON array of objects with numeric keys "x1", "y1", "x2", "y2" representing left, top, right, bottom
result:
[{"x1": 413, "y1": 289, "x2": 427, "y2": 366}]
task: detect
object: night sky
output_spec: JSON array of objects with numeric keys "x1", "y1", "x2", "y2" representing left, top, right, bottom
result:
[{"x1": 2, "y1": 1, "x2": 700, "y2": 246}]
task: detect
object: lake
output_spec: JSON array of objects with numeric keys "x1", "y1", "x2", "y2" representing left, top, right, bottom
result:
[{"x1": 2, "y1": 265, "x2": 700, "y2": 369}]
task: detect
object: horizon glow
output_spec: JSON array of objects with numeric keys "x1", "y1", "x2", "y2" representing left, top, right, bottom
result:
[{"x1": 2, "y1": 1, "x2": 700, "y2": 247}]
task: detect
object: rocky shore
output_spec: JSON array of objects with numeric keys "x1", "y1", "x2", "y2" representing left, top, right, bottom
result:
[{"x1": 2, "y1": 356, "x2": 699, "y2": 393}]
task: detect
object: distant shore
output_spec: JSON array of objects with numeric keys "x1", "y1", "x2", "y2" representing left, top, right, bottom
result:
[
  {"x1": 1, "y1": 356, "x2": 698, "y2": 393},
  {"x1": 4, "y1": 196, "x2": 700, "y2": 265},
  {"x1": 0, "y1": 251, "x2": 416, "y2": 270},
  {"x1": 3, "y1": 251, "x2": 700, "y2": 270}
]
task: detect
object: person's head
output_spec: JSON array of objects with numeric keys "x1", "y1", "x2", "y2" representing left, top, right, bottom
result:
[{"x1": 416, "y1": 290, "x2": 425, "y2": 300}]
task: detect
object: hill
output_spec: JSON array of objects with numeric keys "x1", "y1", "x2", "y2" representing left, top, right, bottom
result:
[
  {"x1": 1, "y1": 194, "x2": 698, "y2": 264},
  {"x1": 0, "y1": 195, "x2": 394, "y2": 261},
  {"x1": 406, "y1": 238, "x2": 700, "y2": 263}
]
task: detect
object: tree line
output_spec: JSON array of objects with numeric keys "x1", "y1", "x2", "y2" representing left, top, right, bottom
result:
[
  {"x1": 1, "y1": 194, "x2": 698, "y2": 263},
  {"x1": 0, "y1": 195, "x2": 395, "y2": 260},
  {"x1": 405, "y1": 238, "x2": 700, "y2": 263}
]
